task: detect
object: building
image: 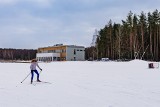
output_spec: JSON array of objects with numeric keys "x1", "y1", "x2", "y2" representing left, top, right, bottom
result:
[{"x1": 36, "y1": 44, "x2": 85, "y2": 61}]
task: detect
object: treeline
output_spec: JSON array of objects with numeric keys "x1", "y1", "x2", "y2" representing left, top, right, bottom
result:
[
  {"x1": 88, "y1": 9, "x2": 160, "y2": 61},
  {"x1": 0, "y1": 48, "x2": 37, "y2": 61}
]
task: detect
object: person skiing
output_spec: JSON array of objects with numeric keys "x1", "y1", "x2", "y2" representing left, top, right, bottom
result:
[{"x1": 30, "y1": 59, "x2": 42, "y2": 84}]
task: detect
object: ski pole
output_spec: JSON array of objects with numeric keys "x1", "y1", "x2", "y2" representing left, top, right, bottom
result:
[{"x1": 21, "y1": 72, "x2": 31, "y2": 83}]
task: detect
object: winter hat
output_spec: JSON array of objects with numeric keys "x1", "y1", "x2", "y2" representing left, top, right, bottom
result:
[{"x1": 31, "y1": 59, "x2": 37, "y2": 62}]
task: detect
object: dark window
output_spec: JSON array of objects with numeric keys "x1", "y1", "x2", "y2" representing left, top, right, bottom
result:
[
  {"x1": 74, "y1": 49, "x2": 76, "y2": 54},
  {"x1": 62, "y1": 49, "x2": 66, "y2": 52}
]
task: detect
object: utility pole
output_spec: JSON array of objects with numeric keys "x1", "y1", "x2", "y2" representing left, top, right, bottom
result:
[{"x1": 90, "y1": 29, "x2": 99, "y2": 60}]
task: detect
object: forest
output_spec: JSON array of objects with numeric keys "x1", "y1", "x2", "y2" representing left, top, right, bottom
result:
[
  {"x1": 0, "y1": 48, "x2": 37, "y2": 61},
  {"x1": 86, "y1": 10, "x2": 160, "y2": 61}
]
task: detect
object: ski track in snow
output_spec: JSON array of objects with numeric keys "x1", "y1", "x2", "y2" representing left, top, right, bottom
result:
[{"x1": 0, "y1": 60, "x2": 160, "y2": 107}]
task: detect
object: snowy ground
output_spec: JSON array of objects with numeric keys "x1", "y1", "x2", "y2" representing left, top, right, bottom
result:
[{"x1": 0, "y1": 60, "x2": 160, "y2": 107}]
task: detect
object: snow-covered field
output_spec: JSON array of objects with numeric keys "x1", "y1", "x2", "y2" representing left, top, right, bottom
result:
[{"x1": 0, "y1": 60, "x2": 160, "y2": 107}]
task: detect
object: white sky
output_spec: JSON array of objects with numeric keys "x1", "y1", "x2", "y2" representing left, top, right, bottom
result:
[{"x1": 0, "y1": 0, "x2": 160, "y2": 49}]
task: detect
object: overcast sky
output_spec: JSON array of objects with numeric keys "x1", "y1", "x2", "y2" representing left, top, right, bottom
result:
[{"x1": 0, "y1": 0, "x2": 160, "y2": 49}]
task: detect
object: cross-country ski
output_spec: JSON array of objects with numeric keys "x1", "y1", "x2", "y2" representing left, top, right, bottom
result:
[{"x1": 32, "y1": 81, "x2": 52, "y2": 86}]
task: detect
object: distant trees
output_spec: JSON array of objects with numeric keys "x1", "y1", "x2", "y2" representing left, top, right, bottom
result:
[
  {"x1": 0, "y1": 48, "x2": 37, "y2": 61},
  {"x1": 86, "y1": 10, "x2": 160, "y2": 61},
  {"x1": 85, "y1": 47, "x2": 97, "y2": 60}
]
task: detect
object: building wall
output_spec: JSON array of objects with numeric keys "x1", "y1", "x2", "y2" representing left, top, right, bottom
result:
[
  {"x1": 75, "y1": 48, "x2": 85, "y2": 61},
  {"x1": 38, "y1": 46, "x2": 66, "y2": 53},
  {"x1": 66, "y1": 46, "x2": 85, "y2": 61}
]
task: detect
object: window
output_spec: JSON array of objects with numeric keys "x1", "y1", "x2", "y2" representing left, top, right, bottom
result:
[
  {"x1": 56, "y1": 50, "x2": 61, "y2": 53},
  {"x1": 62, "y1": 49, "x2": 66, "y2": 52},
  {"x1": 74, "y1": 49, "x2": 76, "y2": 55}
]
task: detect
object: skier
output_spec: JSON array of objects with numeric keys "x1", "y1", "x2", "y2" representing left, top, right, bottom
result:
[{"x1": 30, "y1": 59, "x2": 42, "y2": 84}]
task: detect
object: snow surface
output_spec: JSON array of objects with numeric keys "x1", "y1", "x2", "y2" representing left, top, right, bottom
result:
[{"x1": 0, "y1": 60, "x2": 160, "y2": 107}]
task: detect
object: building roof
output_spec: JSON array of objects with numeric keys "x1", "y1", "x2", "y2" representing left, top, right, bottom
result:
[{"x1": 38, "y1": 44, "x2": 85, "y2": 49}]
